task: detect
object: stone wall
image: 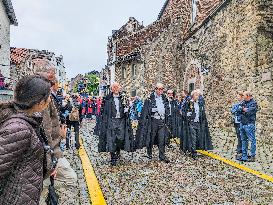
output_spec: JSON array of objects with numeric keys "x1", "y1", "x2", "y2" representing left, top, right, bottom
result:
[
  {"x1": 110, "y1": 0, "x2": 273, "y2": 143},
  {"x1": 115, "y1": 61, "x2": 145, "y2": 97},
  {"x1": 181, "y1": 0, "x2": 273, "y2": 144},
  {"x1": 0, "y1": 1, "x2": 11, "y2": 84},
  {"x1": 113, "y1": 0, "x2": 224, "y2": 97},
  {"x1": 255, "y1": 0, "x2": 273, "y2": 143}
]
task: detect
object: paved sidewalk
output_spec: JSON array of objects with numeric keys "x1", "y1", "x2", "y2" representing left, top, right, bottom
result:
[{"x1": 211, "y1": 128, "x2": 273, "y2": 176}]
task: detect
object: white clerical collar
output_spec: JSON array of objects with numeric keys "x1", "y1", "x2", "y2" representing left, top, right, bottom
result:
[{"x1": 154, "y1": 92, "x2": 162, "y2": 98}]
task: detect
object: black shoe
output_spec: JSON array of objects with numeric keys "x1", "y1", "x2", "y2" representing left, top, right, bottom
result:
[
  {"x1": 110, "y1": 160, "x2": 117, "y2": 166},
  {"x1": 146, "y1": 155, "x2": 152, "y2": 160},
  {"x1": 116, "y1": 151, "x2": 121, "y2": 160},
  {"x1": 236, "y1": 153, "x2": 242, "y2": 160},
  {"x1": 237, "y1": 157, "x2": 248, "y2": 162},
  {"x1": 191, "y1": 153, "x2": 198, "y2": 160},
  {"x1": 160, "y1": 157, "x2": 170, "y2": 163},
  {"x1": 247, "y1": 156, "x2": 256, "y2": 162}
]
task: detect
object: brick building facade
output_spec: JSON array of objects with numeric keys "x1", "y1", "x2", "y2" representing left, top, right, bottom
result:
[
  {"x1": 10, "y1": 48, "x2": 67, "y2": 90},
  {"x1": 107, "y1": 0, "x2": 273, "y2": 144}
]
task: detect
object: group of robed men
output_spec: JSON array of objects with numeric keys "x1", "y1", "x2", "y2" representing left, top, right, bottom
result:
[{"x1": 96, "y1": 82, "x2": 213, "y2": 166}]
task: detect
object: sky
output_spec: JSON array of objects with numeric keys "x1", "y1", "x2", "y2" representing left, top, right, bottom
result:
[{"x1": 10, "y1": 0, "x2": 165, "y2": 79}]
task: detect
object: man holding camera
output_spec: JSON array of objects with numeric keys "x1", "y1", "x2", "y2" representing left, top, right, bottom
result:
[{"x1": 238, "y1": 91, "x2": 258, "y2": 162}]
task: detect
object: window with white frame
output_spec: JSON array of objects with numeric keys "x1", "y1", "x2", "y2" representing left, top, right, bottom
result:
[
  {"x1": 121, "y1": 66, "x2": 126, "y2": 79},
  {"x1": 192, "y1": 0, "x2": 197, "y2": 24},
  {"x1": 131, "y1": 64, "x2": 137, "y2": 78}
]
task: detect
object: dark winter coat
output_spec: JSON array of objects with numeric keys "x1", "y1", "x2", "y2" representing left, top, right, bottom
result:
[
  {"x1": 0, "y1": 104, "x2": 44, "y2": 205},
  {"x1": 135, "y1": 92, "x2": 170, "y2": 149},
  {"x1": 241, "y1": 98, "x2": 258, "y2": 125},
  {"x1": 98, "y1": 93, "x2": 134, "y2": 152}
]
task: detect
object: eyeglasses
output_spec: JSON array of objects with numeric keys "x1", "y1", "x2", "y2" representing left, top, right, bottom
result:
[
  {"x1": 156, "y1": 87, "x2": 164, "y2": 90},
  {"x1": 167, "y1": 92, "x2": 173, "y2": 95}
]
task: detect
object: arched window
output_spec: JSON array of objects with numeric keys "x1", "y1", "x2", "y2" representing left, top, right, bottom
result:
[
  {"x1": 131, "y1": 64, "x2": 137, "y2": 78},
  {"x1": 192, "y1": 0, "x2": 197, "y2": 24},
  {"x1": 121, "y1": 67, "x2": 126, "y2": 79}
]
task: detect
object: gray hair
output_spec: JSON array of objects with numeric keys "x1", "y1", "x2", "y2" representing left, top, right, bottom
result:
[
  {"x1": 155, "y1": 82, "x2": 164, "y2": 89},
  {"x1": 244, "y1": 91, "x2": 252, "y2": 97}
]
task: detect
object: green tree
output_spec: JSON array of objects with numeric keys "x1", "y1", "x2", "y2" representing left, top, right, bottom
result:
[{"x1": 85, "y1": 73, "x2": 100, "y2": 96}]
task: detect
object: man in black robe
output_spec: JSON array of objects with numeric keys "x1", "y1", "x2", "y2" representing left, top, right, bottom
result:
[
  {"x1": 183, "y1": 90, "x2": 213, "y2": 159},
  {"x1": 166, "y1": 89, "x2": 179, "y2": 147},
  {"x1": 179, "y1": 90, "x2": 191, "y2": 153},
  {"x1": 97, "y1": 83, "x2": 134, "y2": 166},
  {"x1": 136, "y1": 83, "x2": 170, "y2": 163}
]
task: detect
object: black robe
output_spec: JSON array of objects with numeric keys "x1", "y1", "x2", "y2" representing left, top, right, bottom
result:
[
  {"x1": 181, "y1": 98, "x2": 213, "y2": 152},
  {"x1": 179, "y1": 96, "x2": 192, "y2": 152},
  {"x1": 166, "y1": 99, "x2": 180, "y2": 139},
  {"x1": 135, "y1": 92, "x2": 170, "y2": 150},
  {"x1": 98, "y1": 93, "x2": 134, "y2": 153}
]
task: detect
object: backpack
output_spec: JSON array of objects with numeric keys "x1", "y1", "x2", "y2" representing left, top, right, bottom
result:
[{"x1": 69, "y1": 107, "x2": 80, "y2": 121}]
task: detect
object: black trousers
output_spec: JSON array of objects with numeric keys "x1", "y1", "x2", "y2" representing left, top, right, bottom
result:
[
  {"x1": 166, "y1": 115, "x2": 173, "y2": 145},
  {"x1": 109, "y1": 118, "x2": 125, "y2": 161},
  {"x1": 234, "y1": 123, "x2": 242, "y2": 154},
  {"x1": 147, "y1": 118, "x2": 167, "y2": 160},
  {"x1": 66, "y1": 121, "x2": 80, "y2": 149},
  {"x1": 110, "y1": 139, "x2": 123, "y2": 161},
  {"x1": 189, "y1": 122, "x2": 200, "y2": 156}
]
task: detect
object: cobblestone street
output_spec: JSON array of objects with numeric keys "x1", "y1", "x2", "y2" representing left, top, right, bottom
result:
[
  {"x1": 76, "y1": 120, "x2": 273, "y2": 205},
  {"x1": 1, "y1": 0, "x2": 273, "y2": 205},
  {"x1": 212, "y1": 131, "x2": 273, "y2": 177}
]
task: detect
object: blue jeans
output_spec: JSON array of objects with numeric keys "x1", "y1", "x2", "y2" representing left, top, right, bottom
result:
[{"x1": 240, "y1": 124, "x2": 256, "y2": 160}]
